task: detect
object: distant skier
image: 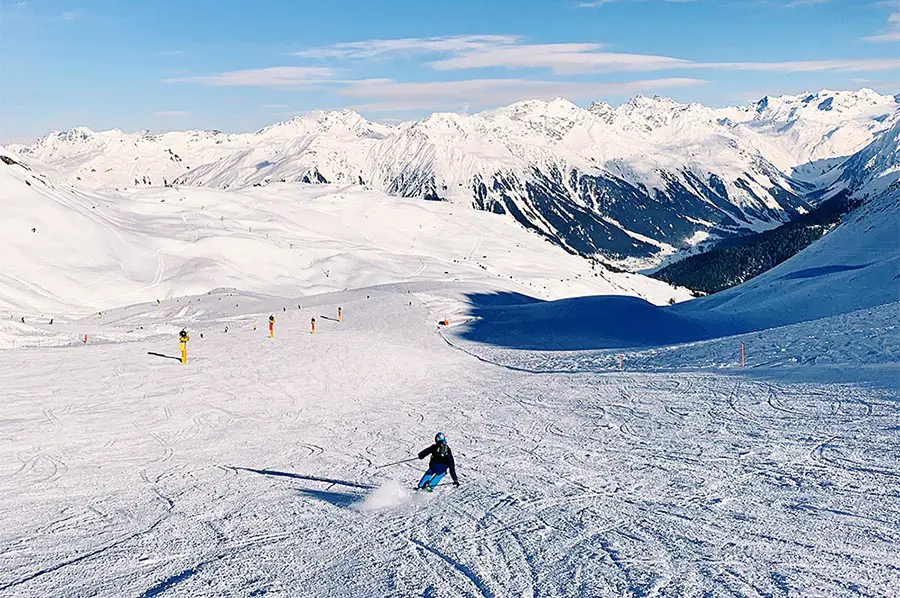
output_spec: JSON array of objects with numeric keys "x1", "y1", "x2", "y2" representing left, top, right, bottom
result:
[{"x1": 416, "y1": 432, "x2": 459, "y2": 492}]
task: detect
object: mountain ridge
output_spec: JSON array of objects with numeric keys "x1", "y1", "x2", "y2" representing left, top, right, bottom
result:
[{"x1": 9, "y1": 88, "x2": 898, "y2": 268}]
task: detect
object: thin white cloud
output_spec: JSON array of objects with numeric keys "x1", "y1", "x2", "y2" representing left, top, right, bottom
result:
[
  {"x1": 427, "y1": 42, "x2": 900, "y2": 74},
  {"x1": 431, "y1": 45, "x2": 688, "y2": 74},
  {"x1": 294, "y1": 35, "x2": 520, "y2": 60},
  {"x1": 165, "y1": 66, "x2": 336, "y2": 87},
  {"x1": 337, "y1": 77, "x2": 707, "y2": 111},
  {"x1": 288, "y1": 34, "x2": 900, "y2": 76},
  {"x1": 864, "y1": 31, "x2": 900, "y2": 43},
  {"x1": 170, "y1": 35, "x2": 900, "y2": 101},
  {"x1": 700, "y1": 58, "x2": 900, "y2": 71},
  {"x1": 862, "y1": 12, "x2": 900, "y2": 43},
  {"x1": 785, "y1": 0, "x2": 830, "y2": 7},
  {"x1": 4, "y1": 3, "x2": 87, "y2": 20}
]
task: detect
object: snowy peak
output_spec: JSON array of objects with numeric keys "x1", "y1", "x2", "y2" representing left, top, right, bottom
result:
[
  {"x1": 487, "y1": 98, "x2": 585, "y2": 131},
  {"x1": 622, "y1": 93, "x2": 683, "y2": 111},
  {"x1": 53, "y1": 126, "x2": 98, "y2": 142},
  {"x1": 416, "y1": 111, "x2": 472, "y2": 133},
  {"x1": 747, "y1": 88, "x2": 895, "y2": 122},
  {"x1": 478, "y1": 98, "x2": 591, "y2": 143},
  {"x1": 9, "y1": 125, "x2": 252, "y2": 190},
  {"x1": 497, "y1": 97, "x2": 580, "y2": 118},
  {"x1": 718, "y1": 88, "x2": 900, "y2": 172},
  {"x1": 24, "y1": 127, "x2": 103, "y2": 154},
  {"x1": 613, "y1": 94, "x2": 712, "y2": 133},
  {"x1": 256, "y1": 108, "x2": 390, "y2": 140},
  {"x1": 587, "y1": 100, "x2": 614, "y2": 122}
]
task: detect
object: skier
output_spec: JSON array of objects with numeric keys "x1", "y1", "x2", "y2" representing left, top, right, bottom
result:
[{"x1": 416, "y1": 432, "x2": 459, "y2": 492}]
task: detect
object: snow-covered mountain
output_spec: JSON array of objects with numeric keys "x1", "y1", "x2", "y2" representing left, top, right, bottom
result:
[
  {"x1": 830, "y1": 117, "x2": 900, "y2": 201},
  {"x1": 646, "y1": 108, "x2": 899, "y2": 295},
  {"x1": 10, "y1": 89, "x2": 899, "y2": 267},
  {"x1": 0, "y1": 149, "x2": 691, "y2": 316},
  {"x1": 717, "y1": 88, "x2": 899, "y2": 179},
  {"x1": 9, "y1": 127, "x2": 250, "y2": 188}
]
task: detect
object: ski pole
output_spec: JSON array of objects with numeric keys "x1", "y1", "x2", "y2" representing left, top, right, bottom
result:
[{"x1": 373, "y1": 457, "x2": 418, "y2": 469}]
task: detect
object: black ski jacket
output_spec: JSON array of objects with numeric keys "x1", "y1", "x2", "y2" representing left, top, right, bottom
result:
[{"x1": 418, "y1": 443, "x2": 458, "y2": 483}]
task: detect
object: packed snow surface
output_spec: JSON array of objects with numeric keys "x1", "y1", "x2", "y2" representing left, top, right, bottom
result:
[{"x1": 1, "y1": 282, "x2": 898, "y2": 597}]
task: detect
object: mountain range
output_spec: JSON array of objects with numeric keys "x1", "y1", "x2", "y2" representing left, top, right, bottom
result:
[{"x1": 9, "y1": 89, "x2": 899, "y2": 269}]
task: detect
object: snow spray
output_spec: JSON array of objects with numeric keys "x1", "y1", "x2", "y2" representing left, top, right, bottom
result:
[{"x1": 353, "y1": 481, "x2": 419, "y2": 512}]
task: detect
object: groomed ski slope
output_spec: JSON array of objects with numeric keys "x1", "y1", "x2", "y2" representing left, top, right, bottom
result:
[{"x1": 1, "y1": 280, "x2": 899, "y2": 597}]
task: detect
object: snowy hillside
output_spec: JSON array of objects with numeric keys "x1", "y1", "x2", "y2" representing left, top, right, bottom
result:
[
  {"x1": 444, "y1": 124, "x2": 898, "y2": 363},
  {"x1": 647, "y1": 106, "x2": 900, "y2": 294},
  {"x1": 677, "y1": 188, "x2": 899, "y2": 332},
  {"x1": 13, "y1": 89, "x2": 897, "y2": 266},
  {"x1": 0, "y1": 151, "x2": 689, "y2": 320}
]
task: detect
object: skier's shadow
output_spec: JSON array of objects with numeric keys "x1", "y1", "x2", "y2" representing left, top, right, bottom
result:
[
  {"x1": 230, "y1": 466, "x2": 372, "y2": 509},
  {"x1": 230, "y1": 466, "x2": 373, "y2": 489}
]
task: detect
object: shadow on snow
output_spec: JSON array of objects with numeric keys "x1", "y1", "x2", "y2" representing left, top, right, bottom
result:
[
  {"x1": 230, "y1": 466, "x2": 375, "y2": 509},
  {"x1": 229, "y1": 466, "x2": 374, "y2": 490},
  {"x1": 295, "y1": 488, "x2": 362, "y2": 509},
  {"x1": 778, "y1": 263, "x2": 870, "y2": 281},
  {"x1": 147, "y1": 351, "x2": 182, "y2": 362},
  {"x1": 455, "y1": 291, "x2": 720, "y2": 351}
]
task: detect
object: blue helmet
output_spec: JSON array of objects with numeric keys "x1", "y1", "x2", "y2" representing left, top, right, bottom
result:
[{"x1": 435, "y1": 432, "x2": 446, "y2": 444}]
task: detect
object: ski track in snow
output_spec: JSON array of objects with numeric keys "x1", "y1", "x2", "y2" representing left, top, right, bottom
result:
[{"x1": 0, "y1": 289, "x2": 898, "y2": 597}]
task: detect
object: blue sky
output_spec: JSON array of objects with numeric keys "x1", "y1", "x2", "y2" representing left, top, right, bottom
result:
[{"x1": 1, "y1": 0, "x2": 898, "y2": 141}]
